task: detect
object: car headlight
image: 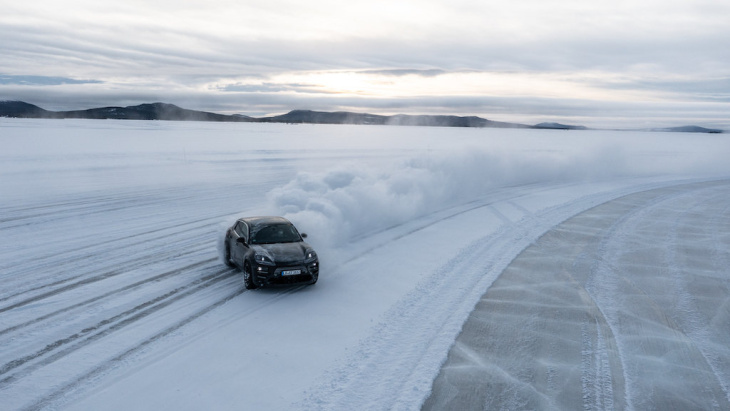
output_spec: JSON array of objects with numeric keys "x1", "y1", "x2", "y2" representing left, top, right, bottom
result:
[
  {"x1": 254, "y1": 254, "x2": 275, "y2": 265},
  {"x1": 305, "y1": 250, "x2": 318, "y2": 262}
]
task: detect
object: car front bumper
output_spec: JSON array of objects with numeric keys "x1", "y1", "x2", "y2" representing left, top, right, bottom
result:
[{"x1": 252, "y1": 260, "x2": 319, "y2": 286}]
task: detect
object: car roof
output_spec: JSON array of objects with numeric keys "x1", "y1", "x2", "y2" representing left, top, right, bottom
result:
[{"x1": 238, "y1": 216, "x2": 292, "y2": 228}]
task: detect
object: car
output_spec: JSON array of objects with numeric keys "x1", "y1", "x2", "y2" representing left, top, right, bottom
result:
[{"x1": 224, "y1": 216, "x2": 319, "y2": 289}]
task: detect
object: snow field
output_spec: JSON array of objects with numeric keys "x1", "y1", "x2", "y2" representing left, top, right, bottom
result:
[{"x1": 1, "y1": 119, "x2": 729, "y2": 410}]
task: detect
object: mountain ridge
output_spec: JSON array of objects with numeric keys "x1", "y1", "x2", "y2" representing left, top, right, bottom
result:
[{"x1": 0, "y1": 100, "x2": 723, "y2": 133}]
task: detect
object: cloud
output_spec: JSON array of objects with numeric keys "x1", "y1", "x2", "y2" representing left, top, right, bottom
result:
[
  {"x1": 218, "y1": 82, "x2": 338, "y2": 94},
  {"x1": 1, "y1": 1, "x2": 729, "y2": 127},
  {"x1": 0, "y1": 74, "x2": 102, "y2": 86},
  {"x1": 359, "y1": 69, "x2": 448, "y2": 78},
  {"x1": 582, "y1": 76, "x2": 730, "y2": 102}
]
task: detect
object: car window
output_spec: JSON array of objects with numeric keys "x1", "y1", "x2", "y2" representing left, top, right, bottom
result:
[
  {"x1": 251, "y1": 224, "x2": 301, "y2": 244},
  {"x1": 234, "y1": 221, "x2": 248, "y2": 241}
]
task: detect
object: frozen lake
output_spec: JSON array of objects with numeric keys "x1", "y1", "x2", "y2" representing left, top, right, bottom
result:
[{"x1": 1, "y1": 119, "x2": 729, "y2": 410}]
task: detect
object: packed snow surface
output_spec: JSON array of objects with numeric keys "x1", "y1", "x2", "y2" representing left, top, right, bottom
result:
[{"x1": 1, "y1": 119, "x2": 729, "y2": 410}]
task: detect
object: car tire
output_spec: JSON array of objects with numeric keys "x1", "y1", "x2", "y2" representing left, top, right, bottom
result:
[
  {"x1": 308, "y1": 273, "x2": 318, "y2": 286},
  {"x1": 224, "y1": 240, "x2": 235, "y2": 268},
  {"x1": 243, "y1": 262, "x2": 258, "y2": 290}
]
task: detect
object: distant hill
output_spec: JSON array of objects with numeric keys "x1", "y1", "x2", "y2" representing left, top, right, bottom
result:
[
  {"x1": 260, "y1": 110, "x2": 386, "y2": 125},
  {"x1": 649, "y1": 125, "x2": 724, "y2": 134},
  {"x1": 61, "y1": 103, "x2": 256, "y2": 122},
  {"x1": 259, "y1": 109, "x2": 529, "y2": 128},
  {"x1": 0, "y1": 100, "x2": 723, "y2": 132},
  {"x1": 533, "y1": 122, "x2": 588, "y2": 130},
  {"x1": 387, "y1": 114, "x2": 525, "y2": 128},
  {"x1": 0, "y1": 101, "x2": 254, "y2": 122},
  {"x1": 0, "y1": 101, "x2": 54, "y2": 118},
  {"x1": 0, "y1": 102, "x2": 530, "y2": 128}
]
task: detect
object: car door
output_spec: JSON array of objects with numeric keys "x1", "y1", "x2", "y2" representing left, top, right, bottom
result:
[{"x1": 231, "y1": 221, "x2": 250, "y2": 264}]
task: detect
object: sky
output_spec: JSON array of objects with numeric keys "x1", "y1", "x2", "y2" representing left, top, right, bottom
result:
[{"x1": 1, "y1": 0, "x2": 729, "y2": 128}]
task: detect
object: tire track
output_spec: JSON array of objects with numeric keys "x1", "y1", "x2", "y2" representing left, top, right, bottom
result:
[
  {"x1": 666, "y1": 188, "x2": 730, "y2": 403},
  {"x1": 0, "y1": 209, "x2": 231, "y2": 274},
  {"x1": 21, "y1": 290, "x2": 242, "y2": 411},
  {"x1": 0, "y1": 246, "x2": 212, "y2": 314},
  {"x1": 337, "y1": 181, "x2": 574, "y2": 269},
  {"x1": 19, "y1": 281, "x2": 306, "y2": 411},
  {"x1": 0, "y1": 264, "x2": 233, "y2": 386},
  {"x1": 0, "y1": 188, "x2": 185, "y2": 226},
  {"x1": 0, "y1": 258, "x2": 219, "y2": 337},
  {"x1": 586, "y1": 184, "x2": 728, "y2": 408},
  {"x1": 0, "y1": 205, "x2": 240, "y2": 304},
  {"x1": 0, "y1": 230, "x2": 210, "y2": 303}
]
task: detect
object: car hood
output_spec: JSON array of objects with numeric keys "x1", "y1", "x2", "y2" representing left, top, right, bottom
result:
[{"x1": 251, "y1": 242, "x2": 311, "y2": 263}]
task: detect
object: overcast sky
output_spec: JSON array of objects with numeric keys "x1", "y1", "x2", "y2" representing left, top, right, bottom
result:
[{"x1": 1, "y1": 0, "x2": 728, "y2": 128}]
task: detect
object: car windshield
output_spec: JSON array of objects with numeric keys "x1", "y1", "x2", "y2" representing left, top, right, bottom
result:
[{"x1": 250, "y1": 223, "x2": 302, "y2": 245}]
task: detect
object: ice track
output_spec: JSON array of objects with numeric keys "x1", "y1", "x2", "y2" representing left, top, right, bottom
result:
[
  {"x1": 2, "y1": 120, "x2": 730, "y2": 410},
  {"x1": 424, "y1": 180, "x2": 730, "y2": 410}
]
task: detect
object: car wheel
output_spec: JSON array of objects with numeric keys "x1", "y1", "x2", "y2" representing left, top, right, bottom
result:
[
  {"x1": 243, "y1": 262, "x2": 258, "y2": 290},
  {"x1": 308, "y1": 273, "x2": 318, "y2": 286},
  {"x1": 224, "y1": 240, "x2": 235, "y2": 268}
]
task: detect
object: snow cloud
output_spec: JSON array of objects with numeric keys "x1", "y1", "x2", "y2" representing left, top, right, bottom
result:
[
  {"x1": 269, "y1": 147, "x2": 611, "y2": 247},
  {"x1": 268, "y1": 129, "x2": 730, "y2": 249}
]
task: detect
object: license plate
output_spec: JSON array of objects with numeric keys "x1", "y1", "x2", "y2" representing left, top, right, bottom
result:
[{"x1": 281, "y1": 269, "x2": 301, "y2": 276}]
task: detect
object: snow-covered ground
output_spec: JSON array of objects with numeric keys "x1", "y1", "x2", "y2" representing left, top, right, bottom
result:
[{"x1": 1, "y1": 119, "x2": 729, "y2": 410}]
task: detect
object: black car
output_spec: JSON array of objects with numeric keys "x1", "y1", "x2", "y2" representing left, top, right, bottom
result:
[{"x1": 224, "y1": 216, "x2": 319, "y2": 289}]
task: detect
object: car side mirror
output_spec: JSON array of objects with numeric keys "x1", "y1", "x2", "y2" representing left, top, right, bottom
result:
[
  {"x1": 301, "y1": 233, "x2": 308, "y2": 239},
  {"x1": 236, "y1": 237, "x2": 248, "y2": 245}
]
